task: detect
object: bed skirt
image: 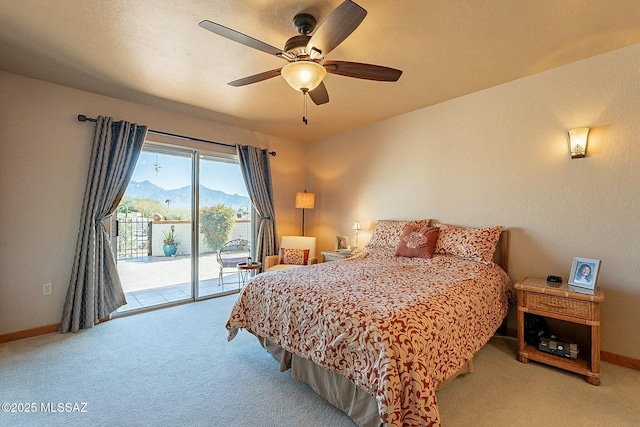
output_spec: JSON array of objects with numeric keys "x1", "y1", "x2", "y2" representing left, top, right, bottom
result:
[{"x1": 256, "y1": 335, "x2": 473, "y2": 427}]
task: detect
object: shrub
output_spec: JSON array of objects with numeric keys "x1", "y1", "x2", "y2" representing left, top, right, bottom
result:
[{"x1": 200, "y1": 204, "x2": 236, "y2": 252}]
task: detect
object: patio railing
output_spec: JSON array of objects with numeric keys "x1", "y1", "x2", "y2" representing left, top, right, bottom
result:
[{"x1": 117, "y1": 215, "x2": 151, "y2": 259}]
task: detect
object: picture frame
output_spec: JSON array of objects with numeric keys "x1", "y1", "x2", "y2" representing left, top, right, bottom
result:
[
  {"x1": 568, "y1": 257, "x2": 600, "y2": 291},
  {"x1": 336, "y1": 236, "x2": 348, "y2": 251}
]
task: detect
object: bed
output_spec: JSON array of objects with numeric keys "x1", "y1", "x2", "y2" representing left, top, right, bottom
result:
[{"x1": 226, "y1": 220, "x2": 514, "y2": 426}]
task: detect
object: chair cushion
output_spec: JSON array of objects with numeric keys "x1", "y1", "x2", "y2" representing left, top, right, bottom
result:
[
  {"x1": 279, "y1": 248, "x2": 310, "y2": 265},
  {"x1": 279, "y1": 236, "x2": 316, "y2": 258}
]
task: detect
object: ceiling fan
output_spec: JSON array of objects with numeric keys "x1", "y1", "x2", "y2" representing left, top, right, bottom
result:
[{"x1": 198, "y1": 0, "x2": 402, "y2": 111}]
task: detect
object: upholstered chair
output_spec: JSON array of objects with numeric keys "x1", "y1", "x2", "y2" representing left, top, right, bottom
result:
[{"x1": 265, "y1": 236, "x2": 317, "y2": 271}]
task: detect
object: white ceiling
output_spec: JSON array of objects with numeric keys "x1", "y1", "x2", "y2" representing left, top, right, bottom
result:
[{"x1": 2, "y1": 1, "x2": 640, "y2": 143}]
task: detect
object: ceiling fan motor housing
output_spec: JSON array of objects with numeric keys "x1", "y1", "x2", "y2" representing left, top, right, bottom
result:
[
  {"x1": 293, "y1": 13, "x2": 316, "y2": 34},
  {"x1": 286, "y1": 13, "x2": 316, "y2": 57},
  {"x1": 284, "y1": 34, "x2": 311, "y2": 57}
]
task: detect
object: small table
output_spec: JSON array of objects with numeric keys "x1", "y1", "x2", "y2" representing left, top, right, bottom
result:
[
  {"x1": 237, "y1": 262, "x2": 261, "y2": 288},
  {"x1": 321, "y1": 251, "x2": 354, "y2": 262},
  {"x1": 515, "y1": 277, "x2": 604, "y2": 385}
]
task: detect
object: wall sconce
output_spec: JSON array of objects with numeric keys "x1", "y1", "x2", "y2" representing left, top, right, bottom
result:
[
  {"x1": 568, "y1": 128, "x2": 590, "y2": 159},
  {"x1": 295, "y1": 190, "x2": 315, "y2": 236},
  {"x1": 352, "y1": 221, "x2": 362, "y2": 253}
]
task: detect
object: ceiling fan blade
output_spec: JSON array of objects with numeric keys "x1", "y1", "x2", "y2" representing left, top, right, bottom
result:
[
  {"x1": 228, "y1": 69, "x2": 282, "y2": 87},
  {"x1": 306, "y1": 1, "x2": 367, "y2": 59},
  {"x1": 324, "y1": 60, "x2": 402, "y2": 81},
  {"x1": 309, "y1": 82, "x2": 329, "y2": 105},
  {"x1": 199, "y1": 20, "x2": 288, "y2": 59}
]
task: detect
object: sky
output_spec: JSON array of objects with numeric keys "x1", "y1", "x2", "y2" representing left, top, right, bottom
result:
[{"x1": 131, "y1": 151, "x2": 248, "y2": 196}]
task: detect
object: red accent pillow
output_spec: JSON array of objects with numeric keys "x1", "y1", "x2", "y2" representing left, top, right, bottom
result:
[
  {"x1": 395, "y1": 226, "x2": 440, "y2": 259},
  {"x1": 279, "y1": 248, "x2": 310, "y2": 265}
]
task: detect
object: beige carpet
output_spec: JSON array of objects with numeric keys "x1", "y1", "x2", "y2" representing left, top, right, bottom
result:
[
  {"x1": 437, "y1": 336, "x2": 640, "y2": 426},
  {"x1": 0, "y1": 294, "x2": 638, "y2": 426}
]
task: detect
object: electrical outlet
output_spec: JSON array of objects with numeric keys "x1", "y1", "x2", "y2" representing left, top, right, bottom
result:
[{"x1": 43, "y1": 282, "x2": 53, "y2": 295}]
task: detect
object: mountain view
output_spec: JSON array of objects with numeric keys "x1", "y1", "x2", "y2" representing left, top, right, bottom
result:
[{"x1": 125, "y1": 180, "x2": 250, "y2": 210}]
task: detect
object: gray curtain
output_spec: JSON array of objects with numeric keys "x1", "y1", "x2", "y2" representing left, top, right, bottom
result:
[
  {"x1": 236, "y1": 145, "x2": 277, "y2": 265},
  {"x1": 61, "y1": 116, "x2": 148, "y2": 333}
]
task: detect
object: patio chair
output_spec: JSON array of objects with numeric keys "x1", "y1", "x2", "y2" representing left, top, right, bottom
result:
[{"x1": 217, "y1": 238, "x2": 250, "y2": 286}]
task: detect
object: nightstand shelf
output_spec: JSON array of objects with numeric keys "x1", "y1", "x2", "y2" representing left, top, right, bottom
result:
[
  {"x1": 520, "y1": 343, "x2": 591, "y2": 375},
  {"x1": 515, "y1": 277, "x2": 604, "y2": 385}
]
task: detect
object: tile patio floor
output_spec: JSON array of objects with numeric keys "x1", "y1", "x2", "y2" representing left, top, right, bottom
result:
[{"x1": 116, "y1": 253, "x2": 243, "y2": 313}]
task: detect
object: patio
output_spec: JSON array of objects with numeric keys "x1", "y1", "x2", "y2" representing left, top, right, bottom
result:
[{"x1": 116, "y1": 253, "x2": 244, "y2": 313}]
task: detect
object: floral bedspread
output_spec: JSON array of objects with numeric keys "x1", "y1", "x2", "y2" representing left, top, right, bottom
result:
[{"x1": 226, "y1": 249, "x2": 514, "y2": 427}]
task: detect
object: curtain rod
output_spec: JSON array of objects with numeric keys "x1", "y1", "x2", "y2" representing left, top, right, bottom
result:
[{"x1": 77, "y1": 114, "x2": 276, "y2": 156}]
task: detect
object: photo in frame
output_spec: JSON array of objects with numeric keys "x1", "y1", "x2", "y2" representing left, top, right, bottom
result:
[
  {"x1": 568, "y1": 257, "x2": 600, "y2": 293},
  {"x1": 336, "y1": 236, "x2": 348, "y2": 251}
]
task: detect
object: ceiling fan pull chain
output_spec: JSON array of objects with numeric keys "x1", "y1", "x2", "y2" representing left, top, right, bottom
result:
[{"x1": 302, "y1": 91, "x2": 308, "y2": 125}]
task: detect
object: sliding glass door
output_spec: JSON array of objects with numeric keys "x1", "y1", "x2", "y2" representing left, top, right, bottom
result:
[
  {"x1": 116, "y1": 147, "x2": 194, "y2": 311},
  {"x1": 197, "y1": 155, "x2": 252, "y2": 296},
  {"x1": 115, "y1": 143, "x2": 252, "y2": 313}
]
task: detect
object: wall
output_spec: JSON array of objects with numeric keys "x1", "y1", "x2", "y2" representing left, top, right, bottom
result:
[
  {"x1": 0, "y1": 72, "x2": 306, "y2": 335},
  {"x1": 2, "y1": 44, "x2": 639, "y2": 359},
  {"x1": 305, "y1": 44, "x2": 640, "y2": 360}
]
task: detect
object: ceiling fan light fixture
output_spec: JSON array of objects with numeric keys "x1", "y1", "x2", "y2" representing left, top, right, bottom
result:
[{"x1": 281, "y1": 61, "x2": 327, "y2": 93}]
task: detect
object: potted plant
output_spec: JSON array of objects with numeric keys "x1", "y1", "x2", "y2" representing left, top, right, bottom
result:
[{"x1": 162, "y1": 227, "x2": 180, "y2": 257}]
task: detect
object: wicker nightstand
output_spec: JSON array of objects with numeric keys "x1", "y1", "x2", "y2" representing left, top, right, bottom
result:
[{"x1": 515, "y1": 277, "x2": 604, "y2": 385}]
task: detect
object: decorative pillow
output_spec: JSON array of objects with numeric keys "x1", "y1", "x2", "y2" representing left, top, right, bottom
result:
[
  {"x1": 395, "y1": 225, "x2": 440, "y2": 259},
  {"x1": 279, "y1": 248, "x2": 310, "y2": 265},
  {"x1": 365, "y1": 219, "x2": 430, "y2": 250},
  {"x1": 434, "y1": 223, "x2": 503, "y2": 264}
]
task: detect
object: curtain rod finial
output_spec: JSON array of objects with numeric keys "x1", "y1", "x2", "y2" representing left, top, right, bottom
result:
[{"x1": 77, "y1": 114, "x2": 88, "y2": 122}]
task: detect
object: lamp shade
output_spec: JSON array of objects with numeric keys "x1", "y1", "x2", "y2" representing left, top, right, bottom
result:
[
  {"x1": 281, "y1": 61, "x2": 327, "y2": 93},
  {"x1": 568, "y1": 128, "x2": 589, "y2": 158},
  {"x1": 295, "y1": 191, "x2": 315, "y2": 210},
  {"x1": 352, "y1": 221, "x2": 362, "y2": 231}
]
